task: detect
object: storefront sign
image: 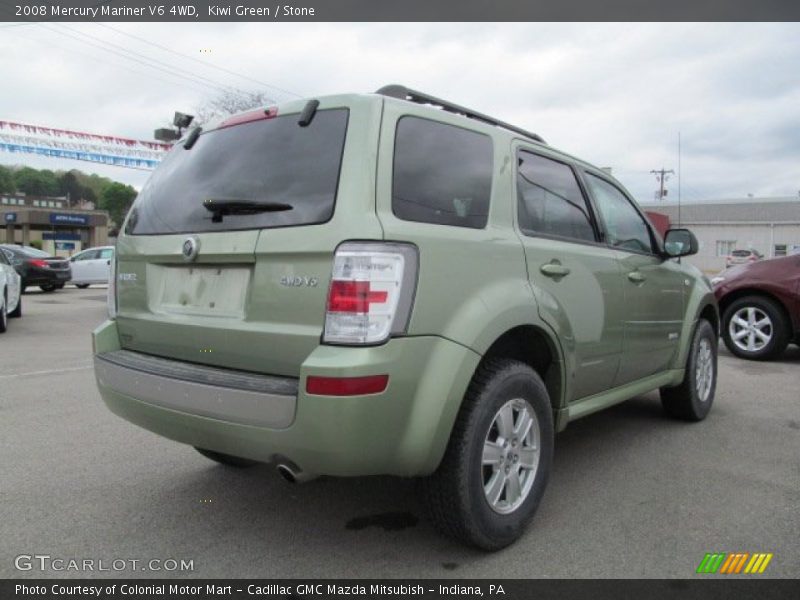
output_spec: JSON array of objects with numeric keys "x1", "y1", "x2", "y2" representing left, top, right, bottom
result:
[{"x1": 49, "y1": 213, "x2": 89, "y2": 226}]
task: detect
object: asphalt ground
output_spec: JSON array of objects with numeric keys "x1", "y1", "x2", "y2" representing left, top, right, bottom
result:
[{"x1": 1, "y1": 287, "x2": 798, "y2": 579}]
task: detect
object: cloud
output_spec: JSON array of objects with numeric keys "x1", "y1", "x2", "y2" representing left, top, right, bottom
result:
[{"x1": 0, "y1": 22, "x2": 798, "y2": 201}]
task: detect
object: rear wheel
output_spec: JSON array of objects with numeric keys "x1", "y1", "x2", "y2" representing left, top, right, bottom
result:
[
  {"x1": 8, "y1": 293, "x2": 21, "y2": 318},
  {"x1": 661, "y1": 319, "x2": 717, "y2": 421},
  {"x1": 421, "y1": 359, "x2": 554, "y2": 550},
  {"x1": 195, "y1": 447, "x2": 258, "y2": 468},
  {"x1": 40, "y1": 283, "x2": 56, "y2": 292},
  {"x1": 722, "y1": 295, "x2": 790, "y2": 360}
]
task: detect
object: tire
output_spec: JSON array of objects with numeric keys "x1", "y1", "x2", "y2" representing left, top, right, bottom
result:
[
  {"x1": 56, "y1": 284, "x2": 65, "y2": 289},
  {"x1": 76, "y1": 284, "x2": 90, "y2": 289},
  {"x1": 721, "y1": 295, "x2": 790, "y2": 361},
  {"x1": 0, "y1": 291, "x2": 7, "y2": 334},
  {"x1": 420, "y1": 359, "x2": 554, "y2": 551},
  {"x1": 8, "y1": 293, "x2": 21, "y2": 318},
  {"x1": 661, "y1": 319, "x2": 717, "y2": 421},
  {"x1": 195, "y1": 447, "x2": 258, "y2": 468},
  {"x1": 40, "y1": 284, "x2": 56, "y2": 292}
]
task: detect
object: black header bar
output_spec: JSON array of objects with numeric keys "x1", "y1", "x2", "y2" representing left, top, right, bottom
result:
[{"x1": 2, "y1": 0, "x2": 800, "y2": 22}]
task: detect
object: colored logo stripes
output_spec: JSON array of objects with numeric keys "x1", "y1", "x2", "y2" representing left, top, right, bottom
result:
[{"x1": 697, "y1": 552, "x2": 773, "y2": 574}]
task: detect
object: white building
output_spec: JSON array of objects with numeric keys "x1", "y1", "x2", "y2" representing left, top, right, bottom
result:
[{"x1": 640, "y1": 196, "x2": 800, "y2": 273}]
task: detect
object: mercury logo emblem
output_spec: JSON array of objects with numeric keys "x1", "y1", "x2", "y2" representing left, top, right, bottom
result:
[{"x1": 182, "y1": 236, "x2": 200, "y2": 262}]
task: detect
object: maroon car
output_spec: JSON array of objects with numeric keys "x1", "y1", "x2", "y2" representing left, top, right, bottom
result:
[{"x1": 713, "y1": 254, "x2": 800, "y2": 360}]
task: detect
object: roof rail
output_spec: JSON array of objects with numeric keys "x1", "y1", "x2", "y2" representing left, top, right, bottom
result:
[{"x1": 376, "y1": 84, "x2": 546, "y2": 144}]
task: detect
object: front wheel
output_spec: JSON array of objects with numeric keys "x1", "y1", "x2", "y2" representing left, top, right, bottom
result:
[
  {"x1": 75, "y1": 284, "x2": 90, "y2": 289},
  {"x1": 721, "y1": 295, "x2": 790, "y2": 360},
  {"x1": 0, "y1": 292, "x2": 7, "y2": 333},
  {"x1": 40, "y1": 284, "x2": 56, "y2": 292},
  {"x1": 8, "y1": 293, "x2": 21, "y2": 318},
  {"x1": 421, "y1": 359, "x2": 554, "y2": 551},
  {"x1": 661, "y1": 319, "x2": 717, "y2": 421}
]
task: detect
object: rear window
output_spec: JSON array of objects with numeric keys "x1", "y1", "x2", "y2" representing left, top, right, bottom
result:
[
  {"x1": 18, "y1": 246, "x2": 50, "y2": 257},
  {"x1": 392, "y1": 116, "x2": 493, "y2": 229},
  {"x1": 128, "y1": 109, "x2": 349, "y2": 235},
  {"x1": 732, "y1": 250, "x2": 751, "y2": 257}
]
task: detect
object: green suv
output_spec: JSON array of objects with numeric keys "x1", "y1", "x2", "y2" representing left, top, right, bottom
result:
[{"x1": 93, "y1": 85, "x2": 718, "y2": 550}]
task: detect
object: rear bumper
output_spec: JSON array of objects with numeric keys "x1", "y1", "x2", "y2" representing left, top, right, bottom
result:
[
  {"x1": 22, "y1": 267, "x2": 71, "y2": 285},
  {"x1": 93, "y1": 320, "x2": 480, "y2": 477}
]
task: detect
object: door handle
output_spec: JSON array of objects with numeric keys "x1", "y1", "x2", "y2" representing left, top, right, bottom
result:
[
  {"x1": 540, "y1": 263, "x2": 571, "y2": 278},
  {"x1": 627, "y1": 271, "x2": 646, "y2": 283}
]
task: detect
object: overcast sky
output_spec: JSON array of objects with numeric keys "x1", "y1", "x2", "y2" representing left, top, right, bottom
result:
[{"x1": 1, "y1": 22, "x2": 798, "y2": 203}]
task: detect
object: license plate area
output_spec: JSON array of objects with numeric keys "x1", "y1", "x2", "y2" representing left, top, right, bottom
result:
[{"x1": 147, "y1": 264, "x2": 251, "y2": 318}]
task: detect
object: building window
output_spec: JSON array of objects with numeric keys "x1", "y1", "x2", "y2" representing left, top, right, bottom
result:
[
  {"x1": 716, "y1": 240, "x2": 736, "y2": 256},
  {"x1": 774, "y1": 244, "x2": 787, "y2": 257},
  {"x1": 1, "y1": 197, "x2": 7, "y2": 205}
]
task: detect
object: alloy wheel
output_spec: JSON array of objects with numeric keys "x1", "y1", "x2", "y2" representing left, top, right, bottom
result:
[
  {"x1": 481, "y1": 398, "x2": 540, "y2": 515},
  {"x1": 729, "y1": 307, "x2": 772, "y2": 353}
]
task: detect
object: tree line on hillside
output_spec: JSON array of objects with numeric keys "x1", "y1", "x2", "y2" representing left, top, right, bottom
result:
[{"x1": 0, "y1": 165, "x2": 137, "y2": 229}]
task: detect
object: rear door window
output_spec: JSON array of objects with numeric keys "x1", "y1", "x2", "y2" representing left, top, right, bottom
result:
[
  {"x1": 517, "y1": 151, "x2": 597, "y2": 243},
  {"x1": 129, "y1": 109, "x2": 349, "y2": 235},
  {"x1": 392, "y1": 116, "x2": 493, "y2": 229}
]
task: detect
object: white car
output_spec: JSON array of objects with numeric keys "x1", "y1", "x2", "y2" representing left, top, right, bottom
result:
[
  {"x1": 69, "y1": 246, "x2": 114, "y2": 288},
  {"x1": 0, "y1": 247, "x2": 22, "y2": 332}
]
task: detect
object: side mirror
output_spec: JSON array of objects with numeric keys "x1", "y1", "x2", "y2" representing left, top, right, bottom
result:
[{"x1": 663, "y1": 228, "x2": 698, "y2": 258}]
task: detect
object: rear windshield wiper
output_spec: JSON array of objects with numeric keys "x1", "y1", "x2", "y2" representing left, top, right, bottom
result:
[{"x1": 203, "y1": 199, "x2": 293, "y2": 223}]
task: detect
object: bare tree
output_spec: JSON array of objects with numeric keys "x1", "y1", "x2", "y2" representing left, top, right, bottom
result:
[{"x1": 194, "y1": 90, "x2": 277, "y2": 127}]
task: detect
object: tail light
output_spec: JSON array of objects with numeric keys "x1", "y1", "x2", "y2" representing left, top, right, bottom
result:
[
  {"x1": 28, "y1": 259, "x2": 49, "y2": 268},
  {"x1": 107, "y1": 254, "x2": 117, "y2": 319},
  {"x1": 323, "y1": 242, "x2": 418, "y2": 345}
]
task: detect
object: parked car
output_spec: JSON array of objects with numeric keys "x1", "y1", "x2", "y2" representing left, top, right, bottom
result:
[
  {"x1": 93, "y1": 85, "x2": 718, "y2": 550},
  {"x1": 69, "y1": 246, "x2": 114, "y2": 288},
  {"x1": 714, "y1": 255, "x2": 799, "y2": 360},
  {"x1": 0, "y1": 244, "x2": 72, "y2": 292},
  {"x1": 725, "y1": 248, "x2": 763, "y2": 268},
  {"x1": 0, "y1": 246, "x2": 23, "y2": 332}
]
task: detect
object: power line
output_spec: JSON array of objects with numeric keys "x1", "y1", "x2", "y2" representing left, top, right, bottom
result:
[
  {"x1": 95, "y1": 23, "x2": 303, "y2": 100},
  {"x1": 3, "y1": 27, "x2": 214, "y2": 96},
  {"x1": 40, "y1": 24, "x2": 242, "y2": 98},
  {"x1": 650, "y1": 168, "x2": 675, "y2": 201}
]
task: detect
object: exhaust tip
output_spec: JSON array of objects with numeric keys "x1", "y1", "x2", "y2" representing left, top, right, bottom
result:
[{"x1": 276, "y1": 464, "x2": 298, "y2": 484}]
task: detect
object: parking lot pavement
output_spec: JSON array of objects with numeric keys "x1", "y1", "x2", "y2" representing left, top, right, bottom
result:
[{"x1": 1, "y1": 287, "x2": 798, "y2": 579}]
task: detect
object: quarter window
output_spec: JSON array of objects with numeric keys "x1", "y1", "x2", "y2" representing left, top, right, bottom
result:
[
  {"x1": 585, "y1": 174, "x2": 654, "y2": 254},
  {"x1": 517, "y1": 151, "x2": 596, "y2": 242},
  {"x1": 392, "y1": 116, "x2": 493, "y2": 229}
]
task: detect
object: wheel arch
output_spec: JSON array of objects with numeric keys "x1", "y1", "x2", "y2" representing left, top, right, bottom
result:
[
  {"x1": 673, "y1": 289, "x2": 719, "y2": 370},
  {"x1": 477, "y1": 324, "x2": 564, "y2": 415},
  {"x1": 718, "y1": 287, "x2": 792, "y2": 328}
]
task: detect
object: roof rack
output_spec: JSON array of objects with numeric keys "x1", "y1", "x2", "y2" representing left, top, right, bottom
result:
[{"x1": 376, "y1": 84, "x2": 546, "y2": 144}]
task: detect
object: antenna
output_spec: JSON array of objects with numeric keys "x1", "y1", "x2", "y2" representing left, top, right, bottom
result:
[{"x1": 678, "y1": 132, "x2": 682, "y2": 227}]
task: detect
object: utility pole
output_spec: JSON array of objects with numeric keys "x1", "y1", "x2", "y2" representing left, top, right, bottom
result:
[{"x1": 650, "y1": 168, "x2": 675, "y2": 201}]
